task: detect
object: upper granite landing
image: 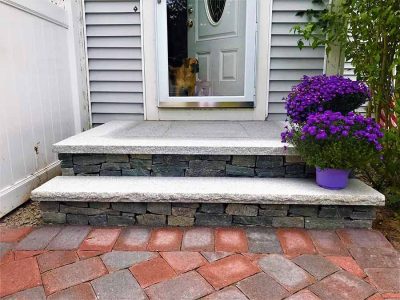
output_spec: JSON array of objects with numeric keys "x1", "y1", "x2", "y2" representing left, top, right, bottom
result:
[{"x1": 53, "y1": 121, "x2": 293, "y2": 155}]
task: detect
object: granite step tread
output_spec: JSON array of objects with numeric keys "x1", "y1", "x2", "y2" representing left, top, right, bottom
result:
[
  {"x1": 52, "y1": 121, "x2": 294, "y2": 155},
  {"x1": 31, "y1": 176, "x2": 385, "y2": 206}
]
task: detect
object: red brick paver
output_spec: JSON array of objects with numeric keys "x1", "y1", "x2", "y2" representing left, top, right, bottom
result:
[
  {"x1": 113, "y1": 227, "x2": 151, "y2": 251},
  {"x1": 309, "y1": 270, "x2": 376, "y2": 300},
  {"x1": 325, "y1": 255, "x2": 366, "y2": 278},
  {"x1": 147, "y1": 228, "x2": 183, "y2": 251},
  {"x1": 161, "y1": 251, "x2": 207, "y2": 274},
  {"x1": 0, "y1": 257, "x2": 42, "y2": 297},
  {"x1": 0, "y1": 227, "x2": 32, "y2": 243},
  {"x1": 337, "y1": 229, "x2": 394, "y2": 249},
  {"x1": 365, "y1": 268, "x2": 400, "y2": 293},
  {"x1": 276, "y1": 228, "x2": 316, "y2": 258},
  {"x1": 309, "y1": 230, "x2": 348, "y2": 256},
  {"x1": 37, "y1": 251, "x2": 79, "y2": 273},
  {"x1": 1, "y1": 225, "x2": 396, "y2": 300},
  {"x1": 79, "y1": 228, "x2": 121, "y2": 252},
  {"x1": 198, "y1": 254, "x2": 260, "y2": 290},
  {"x1": 129, "y1": 256, "x2": 176, "y2": 288},
  {"x1": 47, "y1": 283, "x2": 96, "y2": 300},
  {"x1": 41, "y1": 257, "x2": 107, "y2": 295},
  {"x1": 215, "y1": 228, "x2": 248, "y2": 253}
]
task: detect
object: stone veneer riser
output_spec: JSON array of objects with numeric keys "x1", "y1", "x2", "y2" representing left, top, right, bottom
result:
[
  {"x1": 59, "y1": 154, "x2": 314, "y2": 178},
  {"x1": 40, "y1": 202, "x2": 376, "y2": 229}
]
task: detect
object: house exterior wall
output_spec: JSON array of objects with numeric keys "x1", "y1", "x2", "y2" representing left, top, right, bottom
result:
[
  {"x1": 82, "y1": 0, "x2": 326, "y2": 124},
  {"x1": 0, "y1": 0, "x2": 80, "y2": 217}
]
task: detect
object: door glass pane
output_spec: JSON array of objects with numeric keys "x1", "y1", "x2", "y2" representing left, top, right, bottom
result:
[{"x1": 167, "y1": 0, "x2": 246, "y2": 97}]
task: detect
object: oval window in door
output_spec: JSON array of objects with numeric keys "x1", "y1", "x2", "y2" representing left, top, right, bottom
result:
[{"x1": 205, "y1": 0, "x2": 226, "y2": 25}]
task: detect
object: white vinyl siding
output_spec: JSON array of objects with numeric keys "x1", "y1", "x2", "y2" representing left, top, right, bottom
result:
[
  {"x1": 85, "y1": 0, "x2": 143, "y2": 125},
  {"x1": 268, "y1": 0, "x2": 326, "y2": 120}
]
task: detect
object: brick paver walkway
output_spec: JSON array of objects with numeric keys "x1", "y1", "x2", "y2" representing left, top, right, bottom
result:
[{"x1": 0, "y1": 226, "x2": 399, "y2": 299}]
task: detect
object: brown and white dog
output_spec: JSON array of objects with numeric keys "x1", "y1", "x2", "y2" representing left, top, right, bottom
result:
[{"x1": 169, "y1": 57, "x2": 199, "y2": 96}]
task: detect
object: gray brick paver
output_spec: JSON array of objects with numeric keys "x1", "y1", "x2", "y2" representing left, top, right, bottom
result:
[
  {"x1": 101, "y1": 251, "x2": 157, "y2": 272},
  {"x1": 47, "y1": 226, "x2": 91, "y2": 250},
  {"x1": 16, "y1": 227, "x2": 62, "y2": 250}
]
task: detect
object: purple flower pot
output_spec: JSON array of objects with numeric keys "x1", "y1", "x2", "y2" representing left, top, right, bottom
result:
[{"x1": 316, "y1": 167, "x2": 351, "y2": 190}]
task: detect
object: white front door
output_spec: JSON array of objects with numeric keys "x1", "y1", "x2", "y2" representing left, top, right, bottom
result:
[
  {"x1": 156, "y1": 0, "x2": 257, "y2": 107},
  {"x1": 187, "y1": 0, "x2": 246, "y2": 96}
]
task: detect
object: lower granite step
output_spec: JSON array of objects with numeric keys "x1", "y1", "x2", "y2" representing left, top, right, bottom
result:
[{"x1": 31, "y1": 176, "x2": 384, "y2": 229}]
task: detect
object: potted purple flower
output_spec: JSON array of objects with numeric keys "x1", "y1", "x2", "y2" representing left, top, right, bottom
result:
[
  {"x1": 282, "y1": 111, "x2": 383, "y2": 189},
  {"x1": 285, "y1": 75, "x2": 370, "y2": 123}
]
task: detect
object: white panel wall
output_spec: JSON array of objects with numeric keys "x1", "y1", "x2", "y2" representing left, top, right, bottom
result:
[
  {"x1": 268, "y1": 0, "x2": 326, "y2": 120},
  {"x1": 0, "y1": 0, "x2": 76, "y2": 217},
  {"x1": 84, "y1": 0, "x2": 144, "y2": 125}
]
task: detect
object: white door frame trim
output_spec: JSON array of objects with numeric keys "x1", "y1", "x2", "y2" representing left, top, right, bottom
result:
[{"x1": 142, "y1": 0, "x2": 271, "y2": 120}]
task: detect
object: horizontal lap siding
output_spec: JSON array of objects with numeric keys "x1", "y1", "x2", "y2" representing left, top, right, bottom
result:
[
  {"x1": 268, "y1": 0, "x2": 326, "y2": 120},
  {"x1": 85, "y1": 0, "x2": 143, "y2": 125}
]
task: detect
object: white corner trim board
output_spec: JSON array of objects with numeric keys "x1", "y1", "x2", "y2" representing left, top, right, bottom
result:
[
  {"x1": 0, "y1": 0, "x2": 68, "y2": 28},
  {"x1": 0, "y1": 161, "x2": 61, "y2": 218}
]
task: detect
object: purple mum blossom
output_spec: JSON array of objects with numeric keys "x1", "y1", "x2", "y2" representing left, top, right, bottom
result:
[{"x1": 284, "y1": 75, "x2": 370, "y2": 123}]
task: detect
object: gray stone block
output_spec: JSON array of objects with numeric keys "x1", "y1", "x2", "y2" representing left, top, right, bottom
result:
[
  {"x1": 198, "y1": 155, "x2": 231, "y2": 161},
  {"x1": 100, "y1": 170, "x2": 121, "y2": 176},
  {"x1": 108, "y1": 215, "x2": 136, "y2": 226},
  {"x1": 172, "y1": 207, "x2": 197, "y2": 217},
  {"x1": 61, "y1": 168, "x2": 75, "y2": 176},
  {"x1": 63, "y1": 202, "x2": 88, "y2": 208},
  {"x1": 319, "y1": 206, "x2": 340, "y2": 218},
  {"x1": 40, "y1": 201, "x2": 60, "y2": 212},
  {"x1": 58, "y1": 153, "x2": 73, "y2": 161},
  {"x1": 226, "y1": 165, "x2": 255, "y2": 177},
  {"x1": 153, "y1": 155, "x2": 188, "y2": 166},
  {"x1": 259, "y1": 209, "x2": 287, "y2": 217},
  {"x1": 76, "y1": 173, "x2": 99, "y2": 176},
  {"x1": 89, "y1": 215, "x2": 107, "y2": 226},
  {"x1": 73, "y1": 164, "x2": 101, "y2": 174},
  {"x1": 259, "y1": 204, "x2": 289, "y2": 210},
  {"x1": 289, "y1": 205, "x2": 319, "y2": 217},
  {"x1": 42, "y1": 211, "x2": 66, "y2": 224},
  {"x1": 305, "y1": 218, "x2": 344, "y2": 229},
  {"x1": 122, "y1": 169, "x2": 151, "y2": 176},
  {"x1": 255, "y1": 167, "x2": 285, "y2": 177},
  {"x1": 350, "y1": 209, "x2": 376, "y2": 220},
  {"x1": 195, "y1": 213, "x2": 232, "y2": 226},
  {"x1": 61, "y1": 159, "x2": 73, "y2": 168},
  {"x1": 89, "y1": 203, "x2": 110, "y2": 209},
  {"x1": 112, "y1": 203, "x2": 147, "y2": 214},
  {"x1": 136, "y1": 214, "x2": 166, "y2": 226},
  {"x1": 106, "y1": 154, "x2": 129, "y2": 163},
  {"x1": 60, "y1": 204, "x2": 109, "y2": 215},
  {"x1": 73, "y1": 154, "x2": 106, "y2": 165},
  {"x1": 101, "y1": 162, "x2": 130, "y2": 171},
  {"x1": 284, "y1": 156, "x2": 304, "y2": 164},
  {"x1": 337, "y1": 206, "x2": 354, "y2": 218},
  {"x1": 200, "y1": 203, "x2": 225, "y2": 214},
  {"x1": 168, "y1": 216, "x2": 195, "y2": 226},
  {"x1": 232, "y1": 156, "x2": 256, "y2": 167},
  {"x1": 256, "y1": 156, "x2": 283, "y2": 168},
  {"x1": 344, "y1": 219, "x2": 373, "y2": 228},
  {"x1": 130, "y1": 159, "x2": 152, "y2": 169},
  {"x1": 285, "y1": 164, "x2": 305, "y2": 175},
  {"x1": 189, "y1": 160, "x2": 226, "y2": 170},
  {"x1": 130, "y1": 154, "x2": 152, "y2": 160},
  {"x1": 352, "y1": 205, "x2": 374, "y2": 212},
  {"x1": 152, "y1": 165, "x2": 185, "y2": 177},
  {"x1": 66, "y1": 214, "x2": 89, "y2": 225},
  {"x1": 233, "y1": 216, "x2": 272, "y2": 226},
  {"x1": 272, "y1": 217, "x2": 304, "y2": 228},
  {"x1": 147, "y1": 203, "x2": 171, "y2": 215},
  {"x1": 186, "y1": 168, "x2": 225, "y2": 177},
  {"x1": 172, "y1": 203, "x2": 200, "y2": 209},
  {"x1": 226, "y1": 204, "x2": 258, "y2": 216}
]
